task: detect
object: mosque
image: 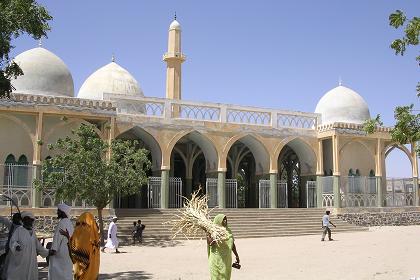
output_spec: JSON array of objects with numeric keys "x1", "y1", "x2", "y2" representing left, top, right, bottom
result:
[{"x1": 0, "y1": 18, "x2": 418, "y2": 211}]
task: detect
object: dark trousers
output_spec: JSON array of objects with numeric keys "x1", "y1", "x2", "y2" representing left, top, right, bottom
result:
[{"x1": 321, "y1": 226, "x2": 332, "y2": 240}]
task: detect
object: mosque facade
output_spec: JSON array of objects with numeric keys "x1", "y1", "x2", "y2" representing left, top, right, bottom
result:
[{"x1": 0, "y1": 19, "x2": 418, "y2": 210}]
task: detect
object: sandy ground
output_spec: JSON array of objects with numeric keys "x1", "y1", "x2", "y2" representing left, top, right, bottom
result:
[{"x1": 39, "y1": 226, "x2": 420, "y2": 280}]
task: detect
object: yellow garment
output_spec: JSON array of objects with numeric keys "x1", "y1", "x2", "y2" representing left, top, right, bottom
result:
[
  {"x1": 70, "y1": 212, "x2": 100, "y2": 280},
  {"x1": 207, "y1": 214, "x2": 234, "y2": 280}
]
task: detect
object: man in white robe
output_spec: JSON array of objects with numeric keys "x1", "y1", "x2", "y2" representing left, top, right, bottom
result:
[
  {"x1": 7, "y1": 211, "x2": 49, "y2": 280},
  {"x1": 102, "y1": 217, "x2": 120, "y2": 253},
  {"x1": 48, "y1": 203, "x2": 74, "y2": 280}
]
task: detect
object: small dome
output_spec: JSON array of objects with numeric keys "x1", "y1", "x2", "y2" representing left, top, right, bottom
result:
[
  {"x1": 315, "y1": 85, "x2": 370, "y2": 125},
  {"x1": 169, "y1": 20, "x2": 181, "y2": 30},
  {"x1": 12, "y1": 47, "x2": 74, "y2": 97},
  {"x1": 78, "y1": 62, "x2": 143, "y2": 100}
]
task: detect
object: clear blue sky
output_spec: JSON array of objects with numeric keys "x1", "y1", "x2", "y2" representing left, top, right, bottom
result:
[{"x1": 12, "y1": 1, "x2": 419, "y2": 177}]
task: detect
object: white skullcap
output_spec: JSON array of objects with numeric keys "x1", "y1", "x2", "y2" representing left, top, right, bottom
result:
[
  {"x1": 57, "y1": 203, "x2": 72, "y2": 217},
  {"x1": 20, "y1": 211, "x2": 35, "y2": 220},
  {"x1": 112, "y1": 216, "x2": 118, "y2": 220}
]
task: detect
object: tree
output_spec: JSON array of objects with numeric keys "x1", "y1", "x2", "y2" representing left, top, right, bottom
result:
[
  {"x1": 389, "y1": 10, "x2": 420, "y2": 96},
  {"x1": 363, "y1": 10, "x2": 420, "y2": 155},
  {"x1": 0, "y1": 0, "x2": 52, "y2": 98},
  {"x1": 34, "y1": 124, "x2": 151, "y2": 244}
]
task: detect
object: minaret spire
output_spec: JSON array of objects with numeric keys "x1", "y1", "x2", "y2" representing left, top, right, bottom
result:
[{"x1": 163, "y1": 16, "x2": 186, "y2": 102}]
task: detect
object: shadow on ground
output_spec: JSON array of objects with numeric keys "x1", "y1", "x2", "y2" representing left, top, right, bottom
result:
[
  {"x1": 99, "y1": 270, "x2": 153, "y2": 279},
  {"x1": 124, "y1": 235, "x2": 184, "y2": 248},
  {"x1": 39, "y1": 269, "x2": 153, "y2": 280}
]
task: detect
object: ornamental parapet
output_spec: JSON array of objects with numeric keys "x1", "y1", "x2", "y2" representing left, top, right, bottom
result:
[
  {"x1": 104, "y1": 93, "x2": 321, "y2": 130},
  {"x1": 1, "y1": 93, "x2": 116, "y2": 114},
  {"x1": 317, "y1": 122, "x2": 392, "y2": 133}
]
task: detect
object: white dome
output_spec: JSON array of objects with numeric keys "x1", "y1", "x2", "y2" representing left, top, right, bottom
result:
[
  {"x1": 315, "y1": 85, "x2": 370, "y2": 125},
  {"x1": 78, "y1": 62, "x2": 143, "y2": 100},
  {"x1": 12, "y1": 47, "x2": 74, "y2": 97},
  {"x1": 169, "y1": 20, "x2": 181, "y2": 30}
]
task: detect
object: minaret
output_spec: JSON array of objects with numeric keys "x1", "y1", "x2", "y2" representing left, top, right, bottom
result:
[{"x1": 163, "y1": 14, "x2": 186, "y2": 100}]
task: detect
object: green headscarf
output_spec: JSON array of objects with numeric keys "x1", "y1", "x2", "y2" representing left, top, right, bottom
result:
[{"x1": 207, "y1": 214, "x2": 234, "y2": 280}]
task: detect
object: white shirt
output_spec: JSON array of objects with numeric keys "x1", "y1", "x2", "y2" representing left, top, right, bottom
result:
[
  {"x1": 322, "y1": 214, "x2": 330, "y2": 227},
  {"x1": 7, "y1": 226, "x2": 49, "y2": 280},
  {"x1": 48, "y1": 218, "x2": 74, "y2": 280},
  {"x1": 105, "y1": 221, "x2": 119, "y2": 249}
]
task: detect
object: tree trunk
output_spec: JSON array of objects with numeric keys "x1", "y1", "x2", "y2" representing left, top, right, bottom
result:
[{"x1": 97, "y1": 207, "x2": 105, "y2": 246}]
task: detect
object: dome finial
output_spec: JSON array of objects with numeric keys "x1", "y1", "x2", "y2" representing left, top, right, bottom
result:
[
  {"x1": 174, "y1": 12, "x2": 177, "y2": 20},
  {"x1": 38, "y1": 39, "x2": 42, "y2": 47},
  {"x1": 338, "y1": 76, "x2": 342, "y2": 86},
  {"x1": 111, "y1": 53, "x2": 115, "y2": 62}
]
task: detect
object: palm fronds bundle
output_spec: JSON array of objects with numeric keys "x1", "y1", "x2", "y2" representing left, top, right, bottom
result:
[{"x1": 165, "y1": 190, "x2": 228, "y2": 244}]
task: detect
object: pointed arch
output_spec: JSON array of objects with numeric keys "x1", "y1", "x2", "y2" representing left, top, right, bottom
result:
[{"x1": 221, "y1": 133, "x2": 270, "y2": 174}]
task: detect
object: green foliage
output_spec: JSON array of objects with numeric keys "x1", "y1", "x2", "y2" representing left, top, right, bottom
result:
[
  {"x1": 389, "y1": 10, "x2": 420, "y2": 96},
  {"x1": 390, "y1": 105, "x2": 420, "y2": 152},
  {"x1": 0, "y1": 0, "x2": 52, "y2": 98},
  {"x1": 362, "y1": 114, "x2": 383, "y2": 134},
  {"x1": 35, "y1": 124, "x2": 151, "y2": 209}
]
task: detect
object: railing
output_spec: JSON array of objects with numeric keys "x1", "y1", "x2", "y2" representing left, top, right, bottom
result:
[
  {"x1": 277, "y1": 181, "x2": 288, "y2": 208},
  {"x1": 226, "y1": 179, "x2": 238, "y2": 208},
  {"x1": 258, "y1": 180, "x2": 271, "y2": 208},
  {"x1": 385, "y1": 178, "x2": 415, "y2": 207},
  {"x1": 341, "y1": 176, "x2": 377, "y2": 207},
  {"x1": 206, "y1": 178, "x2": 218, "y2": 208},
  {"x1": 306, "y1": 181, "x2": 317, "y2": 208},
  {"x1": 147, "y1": 177, "x2": 161, "y2": 208},
  {"x1": 0, "y1": 164, "x2": 34, "y2": 207},
  {"x1": 169, "y1": 177, "x2": 183, "y2": 208},
  {"x1": 105, "y1": 94, "x2": 319, "y2": 129},
  {"x1": 320, "y1": 176, "x2": 334, "y2": 207}
]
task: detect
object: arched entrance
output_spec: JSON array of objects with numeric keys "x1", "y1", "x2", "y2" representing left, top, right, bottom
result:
[
  {"x1": 277, "y1": 138, "x2": 317, "y2": 208},
  {"x1": 170, "y1": 131, "x2": 218, "y2": 199},
  {"x1": 115, "y1": 127, "x2": 158, "y2": 208}
]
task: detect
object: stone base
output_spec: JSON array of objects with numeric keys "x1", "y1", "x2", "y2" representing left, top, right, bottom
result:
[{"x1": 337, "y1": 207, "x2": 420, "y2": 226}]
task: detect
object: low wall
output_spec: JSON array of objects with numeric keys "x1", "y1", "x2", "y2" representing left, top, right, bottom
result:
[
  {"x1": 336, "y1": 207, "x2": 420, "y2": 226},
  {"x1": 1, "y1": 207, "x2": 115, "y2": 238}
]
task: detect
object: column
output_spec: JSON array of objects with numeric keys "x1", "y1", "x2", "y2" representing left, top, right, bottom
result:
[
  {"x1": 32, "y1": 112, "x2": 43, "y2": 208},
  {"x1": 269, "y1": 173, "x2": 278, "y2": 208},
  {"x1": 316, "y1": 176, "x2": 323, "y2": 208},
  {"x1": 160, "y1": 169, "x2": 170, "y2": 209},
  {"x1": 332, "y1": 134, "x2": 341, "y2": 208},
  {"x1": 316, "y1": 139, "x2": 324, "y2": 208},
  {"x1": 107, "y1": 117, "x2": 116, "y2": 208},
  {"x1": 412, "y1": 142, "x2": 419, "y2": 206},
  {"x1": 217, "y1": 170, "x2": 226, "y2": 208},
  {"x1": 375, "y1": 138, "x2": 384, "y2": 207}
]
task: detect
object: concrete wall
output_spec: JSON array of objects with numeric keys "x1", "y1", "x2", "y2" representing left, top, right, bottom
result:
[{"x1": 340, "y1": 141, "x2": 375, "y2": 176}]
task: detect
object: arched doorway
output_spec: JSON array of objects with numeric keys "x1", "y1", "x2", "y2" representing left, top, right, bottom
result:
[
  {"x1": 277, "y1": 138, "x2": 317, "y2": 208},
  {"x1": 115, "y1": 127, "x2": 159, "y2": 208},
  {"x1": 278, "y1": 146, "x2": 301, "y2": 208}
]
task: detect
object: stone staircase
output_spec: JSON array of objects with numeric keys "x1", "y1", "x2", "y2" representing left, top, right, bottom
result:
[{"x1": 113, "y1": 208, "x2": 367, "y2": 244}]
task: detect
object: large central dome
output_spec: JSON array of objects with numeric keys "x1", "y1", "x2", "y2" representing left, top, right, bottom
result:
[
  {"x1": 78, "y1": 61, "x2": 143, "y2": 100},
  {"x1": 315, "y1": 85, "x2": 370, "y2": 125}
]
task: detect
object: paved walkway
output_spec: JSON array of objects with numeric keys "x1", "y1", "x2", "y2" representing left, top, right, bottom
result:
[{"x1": 40, "y1": 226, "x2": 420, "y2": 279}]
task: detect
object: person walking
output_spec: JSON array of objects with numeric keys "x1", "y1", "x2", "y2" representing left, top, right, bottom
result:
[
  {"x1": 60, "y1": 212, "x2": 101, "y2": 280},
  {"x1": 48, "y1": 203, "x2": 74, "y2": 280},
  {"x1": 207, "y1": 214, "x2": 240, "y2": 280},
  {"x1": 102, "y1": 217, "x2": 120, "y2": 253},
  {"x1": 321, "y1": 210, "x2": 336, "y2": 241},
  {"x1": 6, "y1": 211, "x2": 49, "y2": 280}
]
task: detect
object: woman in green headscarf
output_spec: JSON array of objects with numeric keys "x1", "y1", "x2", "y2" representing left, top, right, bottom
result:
[{"x1": 207, "y1": 214, "x2": 240, "y2": 280}]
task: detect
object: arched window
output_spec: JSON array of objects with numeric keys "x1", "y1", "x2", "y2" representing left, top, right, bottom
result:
[
  {"x1": 369, "y1": 170, "x2": 375, "y2": 177},
  {"x1": 16, "y1": 155, "x2": 29, "y2": 187},
  {"x1": 3, "y1": 154, "x2": 16, "y2": 186},
  {"x1": 348, "y1": 168, "x2": 354, "y2": 176},
  {"x1": 355, "y1": 169, "x2": 360, "y2": 176}
]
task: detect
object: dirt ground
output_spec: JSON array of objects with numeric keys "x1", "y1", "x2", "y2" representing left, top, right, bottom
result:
[{"x1": 38, "y1": 225, "x2": 420, "y2": 279}]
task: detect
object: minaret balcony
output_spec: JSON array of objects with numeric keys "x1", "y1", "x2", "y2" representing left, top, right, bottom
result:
[{"x1": 163, "y1": 52, "x2": 186, "y2": 62}]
